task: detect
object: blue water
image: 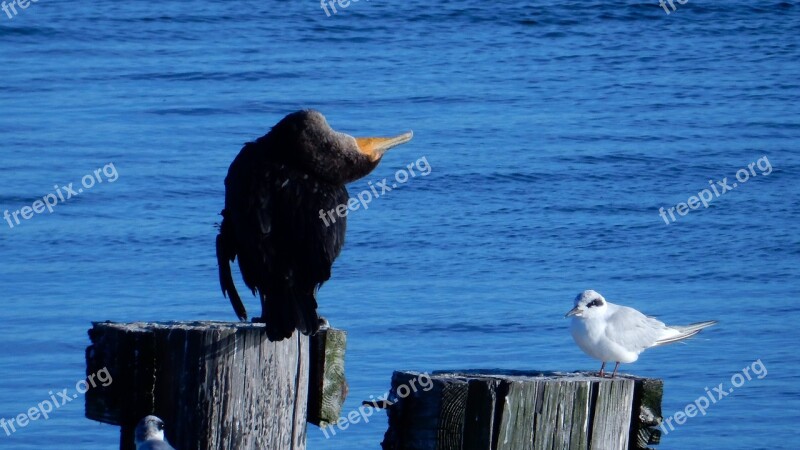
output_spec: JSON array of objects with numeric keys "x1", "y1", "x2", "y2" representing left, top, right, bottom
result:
[{"x1": 1, "y1": 0, "x2": 798, "y2": 448}]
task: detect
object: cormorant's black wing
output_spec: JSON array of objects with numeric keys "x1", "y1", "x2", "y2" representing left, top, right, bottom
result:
[
  {"x1": 216, "y1": 142, "x2": 258, "y2": 322},
  {"x1": 217, "y1": 141, "x2": 347, "y2": 339},
  {"x1": 264, "y1": 166, "x2": 347, "y2": 338}
]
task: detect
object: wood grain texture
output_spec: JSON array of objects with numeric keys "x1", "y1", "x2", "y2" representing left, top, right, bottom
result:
[
  {"x1": 381, "y1": 370, "x2": 663, "y2": 450},
  {"x1": 462, "y1": 378, "x2": 502, "y2": 450},
  {"x1": 589, "y1": 378, "x2": 634, "y2": 449},
  {"x1": 307, "y1": 328, "x2": 348, "y2": 426},
  {"x1": 631, "y1": 378, "x2": 663, "y2": 448},
  {"x1": 86, "y1": 321, "x2": 308, "y2": 450}
]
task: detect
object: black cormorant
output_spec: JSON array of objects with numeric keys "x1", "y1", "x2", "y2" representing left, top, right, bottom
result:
[{"x1": 216, "y1": 110, "x2": 413, "y2": 340}]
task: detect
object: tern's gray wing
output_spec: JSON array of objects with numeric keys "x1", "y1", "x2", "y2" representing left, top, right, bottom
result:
[
  {"x1": 604, "y1": 305, "x2": 669, "y2": 352},
  {"x1": 138, "y1": 441, "x2": 175, "y2": 450}
]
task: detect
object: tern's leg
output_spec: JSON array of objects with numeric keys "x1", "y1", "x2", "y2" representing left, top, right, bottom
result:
[
  {"x1": 611, "y1": 362, "x2": 620, "y2": 378},
  {"x1": 598, "y1": 362, "x2": 606, "y2": 378}
]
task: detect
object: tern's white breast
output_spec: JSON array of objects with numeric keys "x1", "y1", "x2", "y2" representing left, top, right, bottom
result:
[{"x1": 570, "y1": 317, "x2": 640, "y2": 363}]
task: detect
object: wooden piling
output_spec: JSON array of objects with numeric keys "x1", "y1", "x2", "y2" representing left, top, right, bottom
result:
[
  {"x1": 85, "y1": 321, "x2": 347, "y2": 450},
  {"x1": 380, "y1": 370, "x2": 662, "y2": 450},
  {"x1": 307, "y1": 328, "x2": 348, "y2": 426}
]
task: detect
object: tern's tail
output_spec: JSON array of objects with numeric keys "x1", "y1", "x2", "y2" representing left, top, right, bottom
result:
[{"x1": 655, "y1": 320, "x2": 718, "y2": 346}]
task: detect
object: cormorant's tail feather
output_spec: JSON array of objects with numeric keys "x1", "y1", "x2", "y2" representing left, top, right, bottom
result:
[
  {"x1": 293, "y1": 289, "x2": 320, "y2": 336},
  {"x1": 656, "y1": 320, "x2": 717, "y2": 346},
  {"x1": 262, "y1": 287, "x2": 319, "y2": 341},
  {"x1": 216, "y1": 234, "x2": 248, "y2": 321}
]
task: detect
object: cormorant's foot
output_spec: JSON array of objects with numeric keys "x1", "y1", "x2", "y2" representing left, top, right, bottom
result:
[{"x1": 318, "y1": 316, "x2": 330, "y2": 330}]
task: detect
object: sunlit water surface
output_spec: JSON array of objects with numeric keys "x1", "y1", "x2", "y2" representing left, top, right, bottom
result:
[{"x1": 1, "y1": 1, "x2": 798, "y2": 448}]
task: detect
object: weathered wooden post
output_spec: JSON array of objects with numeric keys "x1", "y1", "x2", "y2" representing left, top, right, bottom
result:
[
  {"x1": 307, "y1": 328, "x2": 348, "y2": 426},
  {"x1": 379, "y1": 370, "x2": 662, "y2": 450},
  {"x1": 85, "y1": 321, "x2": 347, "y2": 450}
]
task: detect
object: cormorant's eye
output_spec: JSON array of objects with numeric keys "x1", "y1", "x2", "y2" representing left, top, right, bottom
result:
[{"x1": 158, "y1": 422, "x2": 164, "y2": 431}]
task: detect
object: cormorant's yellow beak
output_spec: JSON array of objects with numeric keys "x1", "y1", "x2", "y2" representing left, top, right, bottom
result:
[{"x1": 355, "y1": 131, "x2": 414, "y2": 161}]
